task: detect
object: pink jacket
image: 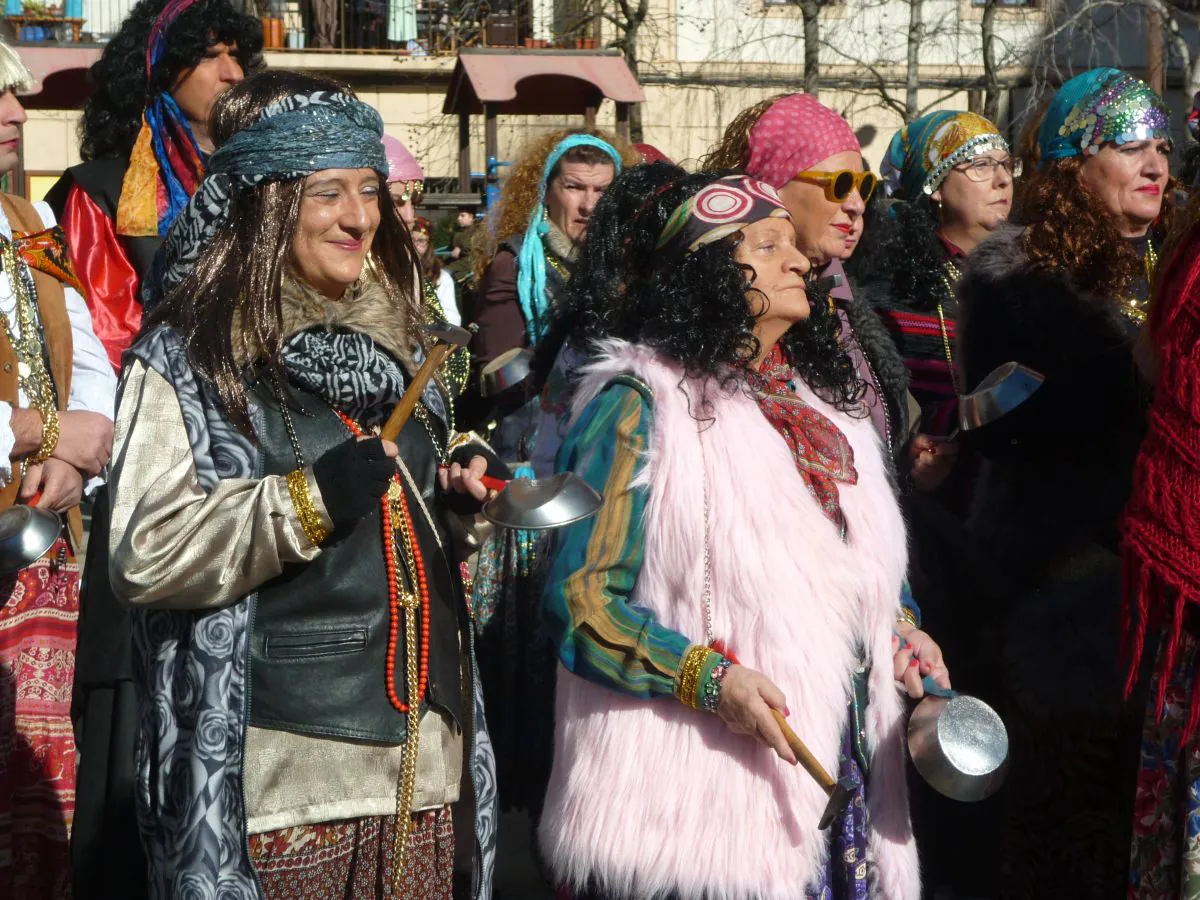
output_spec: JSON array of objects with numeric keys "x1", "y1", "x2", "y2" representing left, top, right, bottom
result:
[{"x1": 538, "y1": 340, "x2": 920, "y2": 900}]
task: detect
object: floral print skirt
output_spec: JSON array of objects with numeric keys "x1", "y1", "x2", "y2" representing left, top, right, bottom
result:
[
  {"x1": 0, "y1": 537, "x2": 79, "y2": 900},
  {"x1": 1131, "y1": 628, "x2": 1200, "y2": 900},
  {"x1": 249, "y1": 807, "x2": 454, "y2": 900}
]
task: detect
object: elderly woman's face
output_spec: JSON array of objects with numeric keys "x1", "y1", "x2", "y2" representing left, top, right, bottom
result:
[
  {"x1": 293, "y1": 168, "x2": 381, "y2": 300},
  {"x1": 931, "y1": 149, "x2": 1016, "y2": 236},
  {"x1": 734, "y1": 216, "x2": 812, "y2": 324},
  {"x1": 1079, "y1": 139, "x2": 1170, "y2": 238},
  {"x1": 776, "y1": 150, "x2": 866, "y2": 266}
]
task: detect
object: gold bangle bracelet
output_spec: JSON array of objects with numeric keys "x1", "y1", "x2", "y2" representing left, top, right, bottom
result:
[
  {"x1": 286, "y1": 468, "x2": 330, "y2": 547},
  {"x1": 896, "y1": 606, "x2": 919, "y2": 629},
  {"x1": 31, "y1": 404, "x2": 60, "y2": 464},
  {"x1": 674, "y1": 645, "x2": 713, "y2": 710}
]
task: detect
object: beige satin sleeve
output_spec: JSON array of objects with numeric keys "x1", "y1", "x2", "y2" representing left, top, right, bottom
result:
[{"x1": 108, "y1": 361, "x2": 332, "y2": 610}]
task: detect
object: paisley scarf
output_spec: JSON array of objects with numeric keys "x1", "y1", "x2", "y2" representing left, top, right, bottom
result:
[
  {"x1": 751, "y1": 342, "x2": 858, "y2": 530},
  {"x1": 115, "y1": 0, "x2": 208, "y2": 238}
]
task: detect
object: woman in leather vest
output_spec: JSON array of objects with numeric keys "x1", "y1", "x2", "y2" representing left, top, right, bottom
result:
[{"x1": 107, "y1": 70, "x2": 499, "y2": 900}]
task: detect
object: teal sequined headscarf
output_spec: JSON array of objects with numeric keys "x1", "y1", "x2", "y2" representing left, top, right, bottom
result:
[
  {"x1": 515, "y1": 134, "x2": 623, "y2": 343},
  {"x1": 881, "y1": 110, "x2": 1008, "y2": 199},
  {"x1": 1039, "y1": 68, "x2": 1171, "y2": 165}
]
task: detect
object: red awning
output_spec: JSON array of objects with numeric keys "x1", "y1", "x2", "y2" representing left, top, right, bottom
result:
[{"x1": 442, "y1": 48, "x2": 643, "y2": 116}]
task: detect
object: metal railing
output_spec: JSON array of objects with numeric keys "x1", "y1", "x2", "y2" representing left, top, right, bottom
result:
[{"x1": 3, "y1": 0, "x2": 561, "y2": 53}]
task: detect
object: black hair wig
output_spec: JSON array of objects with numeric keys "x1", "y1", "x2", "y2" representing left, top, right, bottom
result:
[
  {"x1": 547, "y1": 162, "x2": 865, "y2": 414},
  {"x1": 866, "y1": 195, "x2": 949, "y2": 313},
  {"x1": 79, "y1": 0, "x2": 264, "y2": 162}
]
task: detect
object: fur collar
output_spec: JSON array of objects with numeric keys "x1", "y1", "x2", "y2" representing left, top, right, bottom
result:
[
  {"x1": 234, "y1": 274, "x2": 417, "y2": 371},
  {"x1": 544, "y1": 221, "x2": 578, "y2": 263},
  {"x1": 964, "y1": 220, "x2": 1029, "y2": 282}
]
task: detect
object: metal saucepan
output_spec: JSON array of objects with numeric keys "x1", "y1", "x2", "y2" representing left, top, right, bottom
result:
[
  {"x1": 0, "y1": 504, "x2": 62, "y2": 574},
  {"x1": 480, "y1": 473, "x2": 602, "y2": 531},
  {"x1": 907, "y1": 676, "x2": 1009, "y2": 802},
  {"x1": 479, "y1": 348, "x2": 534, "y2": 398},
  {"x1": 959, "y1": 362, "x2": 1045, "y2": 432}
]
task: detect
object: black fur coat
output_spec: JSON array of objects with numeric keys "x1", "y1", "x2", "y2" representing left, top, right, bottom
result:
[{"x1": 957, "y1": 221, "x2": 1148, "y2": 584}]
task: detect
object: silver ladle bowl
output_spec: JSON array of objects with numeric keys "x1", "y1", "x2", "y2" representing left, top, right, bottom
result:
[
  {"x1": 482, "y1": 473, "x2": 603, "y2": 531},
  {"x1": 908, "y1": 676, "x2": 1009, "y2": 802},
  {"x1": 959, "y1": 362, "x2": 1045, "y2": 432},
  {"x1": 0, "y1": 505, "x2": 62, "y2": 574}
]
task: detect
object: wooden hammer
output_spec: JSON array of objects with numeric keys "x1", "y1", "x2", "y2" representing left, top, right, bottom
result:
[
  {"x1": 379, "y1": 323, "x2": 475, "y2": 442},
  {"x1": 771, "y1": 709, "x2": 855, "y2": 830}
]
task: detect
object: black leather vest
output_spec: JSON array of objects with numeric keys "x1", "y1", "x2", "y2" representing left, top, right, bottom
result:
[{"x1": 246, "y1": 378, "x2": 464, "y2": 744}]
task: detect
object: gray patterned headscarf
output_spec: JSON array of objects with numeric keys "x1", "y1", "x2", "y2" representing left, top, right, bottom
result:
[{"x1": 143, "y1": 90, "x2": 387, "y2": 311}]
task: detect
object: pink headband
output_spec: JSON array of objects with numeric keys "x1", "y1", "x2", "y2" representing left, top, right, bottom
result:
[
  {"x1": 744, "y1": 94, "x2": 861, "y2": 189},
  {"x1": 381, "y1": 134, "x2": 424, "y2": 184}
]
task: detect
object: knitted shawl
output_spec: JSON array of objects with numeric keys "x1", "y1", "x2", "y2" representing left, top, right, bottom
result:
[{"x1": 1121, "y1": 221, "x2": 1200, "y2": 738}]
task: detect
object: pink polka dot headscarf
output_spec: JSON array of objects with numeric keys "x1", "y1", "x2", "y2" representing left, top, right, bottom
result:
[
  {"x1": 381, "y1": 133, "x2": 424, "y2": 184},
  {"x1": 744, "y1": 94, "x2": 861, "y2": 189}
]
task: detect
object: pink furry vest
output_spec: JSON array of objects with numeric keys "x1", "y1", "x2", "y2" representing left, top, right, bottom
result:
[{"x1": 538, "y1": 341, "x2": 919, "y2": 900}]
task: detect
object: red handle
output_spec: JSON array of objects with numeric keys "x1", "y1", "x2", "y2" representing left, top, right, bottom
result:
[
  {"x1": 25, "y1": 490, "x2": 42, "y2": 507},
  {"x1": 480, "y1": 475, "x2": 509, "y2": 493}
]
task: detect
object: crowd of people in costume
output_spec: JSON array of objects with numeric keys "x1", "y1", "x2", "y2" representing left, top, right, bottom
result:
[{"x1": 1, "y1": 1, "x2": 1200, "y2": 899}]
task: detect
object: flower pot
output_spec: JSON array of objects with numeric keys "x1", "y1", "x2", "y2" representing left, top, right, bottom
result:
[
  {"x1": 523, "y1": 36, "x2": 533, "y2": 47},
  {"x1": 574, "y1": 38, "x2": 584, "y2": 48},
  {"x1": 533, "y1": 38, "x2": 547, "y2": 48},
  {"x1": 583, "y1": 37, "x2": 596, "y2": 49}
]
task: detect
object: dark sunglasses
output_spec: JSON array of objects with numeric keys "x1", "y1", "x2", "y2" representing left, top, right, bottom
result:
[{"x1": 795, "y1": 169, "x2": 878, "y2": 203}]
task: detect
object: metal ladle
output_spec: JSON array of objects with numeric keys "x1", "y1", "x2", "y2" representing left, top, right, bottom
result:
[
  {"x1": 959, "y1": 362, "x2": 1045, "y2": 431},
  {"x1": 0, "y1": 504, "x2": 62, "y2": 574},
  {"x1": 479, "y1": 473, "x2": 602, "y2": 531},
  {"x1": 907, "y1": 676, "x2": 1009, "y2": 802}
]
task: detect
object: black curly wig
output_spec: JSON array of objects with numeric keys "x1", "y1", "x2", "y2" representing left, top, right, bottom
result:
[
  {"x1": 548, "y1": 162, "x2": 865, "y2": 414},
  {"x1": 79, "y1": 0, "x2": 264, "y2": 162},
  {"x1": 867, "y1": 195, "x2": 948, "y2": 312}
]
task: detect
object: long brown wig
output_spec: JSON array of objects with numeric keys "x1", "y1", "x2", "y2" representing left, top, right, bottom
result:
[
  {"x1": 473, "y1": 127, "x2": 639, "y2": 281},
  {"x1": 144, "y1": 70, "x2": 421, "y2": 435},
  {"x1": 1018, "y1": 156, "x2": 1179, "y2": 301}
]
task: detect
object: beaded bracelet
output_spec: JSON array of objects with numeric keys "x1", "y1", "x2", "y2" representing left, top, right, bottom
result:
[
  {"x1": 286, "y1": 468, "x2": 330, "y2": 547},
  {"x1": 674, "y1": 645, "x2": 713, "y2": 710},
  {"x1": 31, "y1": 404, "x2": 59, "y2": 464},
  {"x1": 699, "y1": 655, "x2": 733, "y2": 713}
]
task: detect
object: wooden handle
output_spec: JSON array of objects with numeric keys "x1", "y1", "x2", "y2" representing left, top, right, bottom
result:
[
  {"x1": 380, "y1": 343, "x2": 455, "y2": 442},
  {"x1": 771, "y1": 709, "x2": 836, "y2": 793}
]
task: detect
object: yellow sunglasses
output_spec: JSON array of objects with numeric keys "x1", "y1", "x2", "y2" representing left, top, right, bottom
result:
[{"x1": 794, "y1": 169, "x2": 878, "y2": 203}]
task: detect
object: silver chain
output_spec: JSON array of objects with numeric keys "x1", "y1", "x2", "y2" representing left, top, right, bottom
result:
[{"x1": 699, "y1": 425, "x2": 715, "y2": 647}]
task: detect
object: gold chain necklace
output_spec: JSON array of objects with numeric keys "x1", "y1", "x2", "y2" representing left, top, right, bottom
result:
[
  {"x1": 387, "y1": 476, "x2": 425, "y2": 886},
  {"x1": 1122, "y1": 237, "x2": 1158, "y2": 326},
  {"x1": 545, "y1": 253, "x2": 570, "y2": 282},
  {"x1": 935, "y1": 259, "x2": 963, "y2": 394},
  {"x1": 0, "y1": 239, "x2": 54, "y2": 413}
]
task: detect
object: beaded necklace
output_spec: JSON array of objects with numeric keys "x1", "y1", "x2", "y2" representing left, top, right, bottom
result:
[{"x1": 334, "y1": 409, "x2": 429, "y2": 883}]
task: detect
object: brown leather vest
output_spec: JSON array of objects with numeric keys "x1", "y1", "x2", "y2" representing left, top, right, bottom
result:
[{"x1": 0, "y1": 194, "x2": 83, "y2": 548}]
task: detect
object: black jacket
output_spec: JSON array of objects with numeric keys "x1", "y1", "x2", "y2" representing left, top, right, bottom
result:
[{"x1": 957, "y1": 222, "x2": 1148, "y2": 584}]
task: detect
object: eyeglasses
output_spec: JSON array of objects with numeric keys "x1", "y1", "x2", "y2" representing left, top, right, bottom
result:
[
  {"x1": 954, "y1": 157, "x2": 1023, "y2": 182},
  {"x1": 795, "y1": 169, "x2": 878, "y2": 203}
]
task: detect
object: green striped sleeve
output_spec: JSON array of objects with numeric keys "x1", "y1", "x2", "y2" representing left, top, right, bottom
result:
[{"x1": 543, "y1": 382, "x2": 712, "y2": 703}]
